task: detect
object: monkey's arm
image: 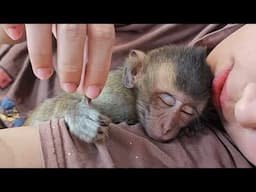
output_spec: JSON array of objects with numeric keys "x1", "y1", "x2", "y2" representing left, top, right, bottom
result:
[
  {"x1": 25, "y1": 93, "x2": 111, "y2": 143},
  {"x1": 92, "y1": 69, "x2": 138, "y2": 124},
  {"x1": 25, "y1": 68, "x2": 138, "y2": 143}
]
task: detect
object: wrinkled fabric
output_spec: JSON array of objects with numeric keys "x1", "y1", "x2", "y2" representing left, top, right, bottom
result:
[{"x1": 38, "y1": 118, "x2": 251, "y2": 168}]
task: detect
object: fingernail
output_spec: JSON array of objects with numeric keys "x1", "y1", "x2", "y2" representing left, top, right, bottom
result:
[
  {"x1": 6, "y1": 26, "x2": 23, "y2": 40},
  {"x1": 36, "y1": 68, "x2": 53, "y2": 80},
  {"x1": 85, "y1": 85, "x2": 102, "y2": 99},
  {"x1": 62, "y1": 83, "x2": 78, "y2": 93}
]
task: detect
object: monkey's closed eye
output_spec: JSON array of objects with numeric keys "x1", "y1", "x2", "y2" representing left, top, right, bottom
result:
[
  {"x1": 181, "y1": 105, "x2": 194, "y2": 116},
  {"x1": 159, "y1": 93, "x2": 175, "y2": 106}
]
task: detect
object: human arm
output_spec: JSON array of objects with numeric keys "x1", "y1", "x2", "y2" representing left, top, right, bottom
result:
[{"x1": 0, "y1": 126, "x2": 43, "y2": 168}]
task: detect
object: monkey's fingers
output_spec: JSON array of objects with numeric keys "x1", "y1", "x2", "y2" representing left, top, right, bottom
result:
[
  {"x1": 93, "y1": 114, "x2": 111, "y2": 142},
  {"x1": 93, "y1": 125, "x2": 109, "y2": 142},
  {"x1": 98, "y1": 114, "x2": 112, "y2": 126}
]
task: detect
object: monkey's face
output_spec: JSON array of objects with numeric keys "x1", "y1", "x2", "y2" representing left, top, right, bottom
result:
[
  {"x1": 136, "y1": 65, "x2": 207, "y2": 142},
  {"x1": 137, "y1": 89, "x2": 207, "y2": 143},
  {"x1": 124, "y1": 45, "x2": 212, "y2": 142}
]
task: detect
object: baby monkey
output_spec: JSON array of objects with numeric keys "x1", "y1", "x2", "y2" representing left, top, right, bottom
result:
[{"x1": 25, "y1": 45, "x2": 213, "y2": 143}]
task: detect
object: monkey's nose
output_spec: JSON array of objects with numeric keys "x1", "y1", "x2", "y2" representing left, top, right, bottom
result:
[{"x1": 161, "y1": 124, "x2": 172, "y2": 135}]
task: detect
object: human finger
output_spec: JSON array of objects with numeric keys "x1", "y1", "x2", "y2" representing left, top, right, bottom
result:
[
  {"x1": 25, "y1": 24, "x2": 53, "y2": 80},
  {"x1": 56, "y1": 24, "x2": 87, "y2": 92},
  {"x1": 83, "y1": 24, "x2": 115, "y2": 99}
]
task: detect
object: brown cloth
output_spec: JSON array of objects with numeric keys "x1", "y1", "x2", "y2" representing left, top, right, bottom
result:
[
  {"x1": 39, "y1": 119, "x2": 251, "y2": 168},
  {"x1": 0, "y1": 24, "x2": 252, "y2": 168}
]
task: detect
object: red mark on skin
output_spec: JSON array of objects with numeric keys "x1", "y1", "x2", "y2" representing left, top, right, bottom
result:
[{"x1": 212, "y1": 66, "x2": 233, "y2": 110}]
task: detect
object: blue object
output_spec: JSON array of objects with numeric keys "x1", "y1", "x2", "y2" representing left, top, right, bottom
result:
[
  {"x1": 0, "y1": 97, "x2": 15, "y2": 110},
  {"x1": 12, "y1": 117, "x2": 25, "y2": 127}
]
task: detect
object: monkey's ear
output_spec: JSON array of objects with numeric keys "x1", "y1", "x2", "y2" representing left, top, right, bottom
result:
[{"x1": 123, "y1": 50, "x2": 146, "y2": 88}]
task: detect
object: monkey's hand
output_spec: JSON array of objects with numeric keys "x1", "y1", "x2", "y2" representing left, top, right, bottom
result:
[{"x1": 64, "y1": 98, "x2": 112, "y2": 143}]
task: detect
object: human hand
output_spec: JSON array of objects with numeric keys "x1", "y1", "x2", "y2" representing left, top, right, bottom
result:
[
  {"x1": 206, "y1": 24, "x2": 256, "y2": 165},
  {"x1": 1, "y1": 24, "x2": 115, "y2": 99}
]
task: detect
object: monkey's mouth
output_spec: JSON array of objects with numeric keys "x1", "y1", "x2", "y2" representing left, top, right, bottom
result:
[{"x1": 212, "y1": 66, "x2": 233, "y2": 112}]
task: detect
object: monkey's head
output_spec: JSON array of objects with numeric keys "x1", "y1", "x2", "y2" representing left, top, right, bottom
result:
[{"x1": 123, "y1": 45, "x2": 213, "y2": 142}]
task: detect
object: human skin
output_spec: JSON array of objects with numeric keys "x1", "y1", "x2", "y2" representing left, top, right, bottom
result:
[
  {"x1": 0, "y1": 24, "x2": 115, "y2": 99},
  {"x1": 207, "y1": 24, "x2": 256, "y2": 165},
  {"x1": 0, "y1": 126, "x2": 43, "y2": 168}
]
